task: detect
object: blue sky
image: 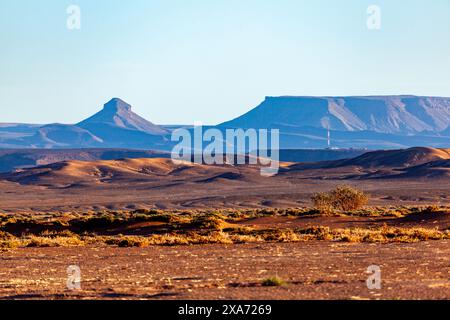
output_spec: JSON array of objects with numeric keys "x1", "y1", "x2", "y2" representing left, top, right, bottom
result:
[{"x1": 0, "y1": 0, "x2": 449, "y2": 125}]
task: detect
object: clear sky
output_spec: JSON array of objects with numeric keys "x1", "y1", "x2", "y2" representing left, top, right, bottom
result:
[{"x1": 0, "y1": 0, "x2": 449, "y2": 125}]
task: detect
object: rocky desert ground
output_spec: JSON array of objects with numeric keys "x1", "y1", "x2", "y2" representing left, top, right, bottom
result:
[{"x1": 1, "y1": 241, "x2": 449, "y2": 300}]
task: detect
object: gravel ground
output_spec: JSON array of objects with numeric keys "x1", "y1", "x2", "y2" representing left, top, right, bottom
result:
[{"x1": 0, "y1": 241, "x2": 448, "y2": 300}]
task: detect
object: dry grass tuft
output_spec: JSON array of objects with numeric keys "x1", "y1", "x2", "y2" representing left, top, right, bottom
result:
[
  {"x1": 105, "y1": 236, "x2": 149, "y2": 248},
  {"x1": 25, "y1": 235, "x2": 85, "y2": 247},
  {"x1": 261, "y1": 277, "x2": 286, "y2": 287}
]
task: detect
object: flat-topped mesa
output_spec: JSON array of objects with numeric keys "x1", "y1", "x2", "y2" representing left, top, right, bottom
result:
[
  {"x1": 221, "y1": 95, "x2": 450, "y2": 134},
  {"x1": 103, "y1": 98, "x2": 132, "y2": 112}
]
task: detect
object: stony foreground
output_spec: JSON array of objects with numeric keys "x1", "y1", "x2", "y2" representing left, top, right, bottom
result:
[{"x1": 0, "y1": 241, "x2": 448, "y2": 300}]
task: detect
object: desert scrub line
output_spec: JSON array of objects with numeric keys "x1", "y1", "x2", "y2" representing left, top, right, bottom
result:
[{"x1": 1, "y1": 226, "x2": 449, "y2": 249}]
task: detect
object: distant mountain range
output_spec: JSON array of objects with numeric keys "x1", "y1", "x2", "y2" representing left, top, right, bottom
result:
[{"x1": 1, "y1": 96, "x2": 449, "y2": 150}]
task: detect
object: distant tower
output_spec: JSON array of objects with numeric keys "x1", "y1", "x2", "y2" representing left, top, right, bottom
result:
[{"x1": 327, "y1": 126, "x2": 331, "y2": 149}]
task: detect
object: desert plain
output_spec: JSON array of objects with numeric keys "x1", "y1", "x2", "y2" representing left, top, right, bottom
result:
[{"x1": 0, "y1": 147, "x2": 449, "y2": 300}]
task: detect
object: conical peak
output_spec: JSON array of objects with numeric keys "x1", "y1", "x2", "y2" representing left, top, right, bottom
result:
[{"x1": 103, "y1": 98, "x2": 132, "y2": 112}]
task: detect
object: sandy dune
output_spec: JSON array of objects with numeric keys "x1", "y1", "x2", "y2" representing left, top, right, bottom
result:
[{"x1": 0, "y1": 148, "x2": 449, "y2": 212}]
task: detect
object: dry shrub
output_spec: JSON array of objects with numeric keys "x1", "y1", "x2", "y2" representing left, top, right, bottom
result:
[
  {"x1": 331, "y1": 186, "x2": 369, "y2": 211},
  {"x1": 115, "y1": 237, "x2": 149, "y2": 247},
  {"x1": 259, "y1": 229, "x2": 303, "y2": 242},
  {"x1": 223, "y1": 226, "x2": 255, "y2": 234},
  {"x1": 312, "y1": 185, "x2": 369, "y2": 212},
  {"x1": 147, "y1": 231, "x2": 234, "y2": 246},
  {"x1": 229, "y1": 234, "x2": 263, "y2": 243},
  {"x1": 0, "y1": 234, "x2": 21, "y2": 248},
  {"x1": 298, "y1": 226, "x2": 334, "y2": 241},
  {"x1": 0, "y1": 241, "x2": 20, "y2": 249},
  {"x1": 39, "y1": 230, "x2": 78, "y2": 238},
  {"x1": 143, "y1": 214, "x2": 181, "y2": 223},
  {"x1": 191, "y1": 214, "x2": 227, "y2": 231}
]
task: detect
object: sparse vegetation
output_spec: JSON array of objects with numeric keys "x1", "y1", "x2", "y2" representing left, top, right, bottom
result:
[
  {"x1": 0, "y1": 206, "x2": 448, "y2": 249},
  {"x1": 328, "y1": 226, "x2": 449, "y2": 243}
]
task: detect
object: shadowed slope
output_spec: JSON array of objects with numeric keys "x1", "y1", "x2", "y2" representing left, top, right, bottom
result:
[
  {"x1": 0, "y1": 149, "x2": 171, "y2": 173},
  {"x1": 0, "y1": 158, "x2": 266, "y2": 187},
  {"x1": 337, "y1": 147, "x2": 450, "y2": 168},
  {"x1": 27, "y1": 124, "x2": 104, "y2": 148},
  {"x1": 280, "y1": 147, "x2": 450, "y2": 180},
  {"x1": 397, "y1": 160, "x2": 450, "y2": 179}
]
